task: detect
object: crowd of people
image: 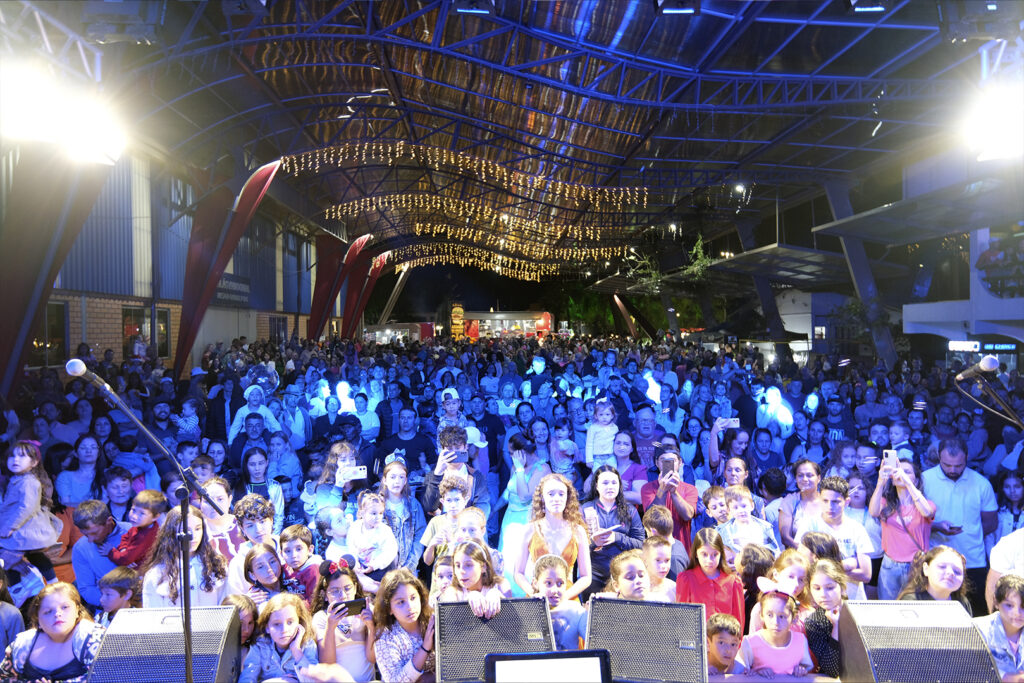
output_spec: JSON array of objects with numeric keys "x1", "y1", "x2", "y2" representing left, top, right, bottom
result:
[{"x1": 0, "y1": 332, "x2": 1022, "y2": 682}]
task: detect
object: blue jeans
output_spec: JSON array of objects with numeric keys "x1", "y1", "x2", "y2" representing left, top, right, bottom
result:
[
  {"x1": 878, "y1": 554, "x2": 913, "y2": 600},
  {"x1": 486, "y1": 471, "x2": 501, "y2": 546}
]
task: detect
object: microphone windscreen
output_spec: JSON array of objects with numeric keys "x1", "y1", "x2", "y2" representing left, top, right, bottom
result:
[
  {"x1": 65, "y1": 358, "x2": 87, "y2": 377},
  {"x1": 980, "y1": 355, "x2": 999, "y2": 372}
]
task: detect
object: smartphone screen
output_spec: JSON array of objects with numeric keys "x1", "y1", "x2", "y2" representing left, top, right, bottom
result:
[{"x1": 451, "y1": 450, "x2": 470, "y2": 464}]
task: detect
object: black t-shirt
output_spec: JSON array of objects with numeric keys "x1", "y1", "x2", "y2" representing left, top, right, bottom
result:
[{"x1": 375, "y1": 432, "x2": 438, "y2": 475}]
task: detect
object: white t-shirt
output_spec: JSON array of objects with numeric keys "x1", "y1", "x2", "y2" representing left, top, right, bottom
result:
[
  {"x1": 796, "y1": 514, "x2": 873, "y2": 600},
  {"x1": 990, "y1": 527, "x2": 1024, "y2": 576}
]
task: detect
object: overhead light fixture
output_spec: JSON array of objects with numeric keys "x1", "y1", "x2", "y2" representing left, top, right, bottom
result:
[
  {"x1": 734, "y1": 183, "x2": 745, "y2": 193},
  {"x1": 961, "y1": 81, "x2": 1024, "y2": 160},
  {"x1": 453, "y1": 0, "x2": 494, "y2": 15},
  {"x1": 654, "y1": 0, "x2": 700, "y2": 15},
  {"x1": 844, "y1": 0, "x2": 889, "y2": 12}
]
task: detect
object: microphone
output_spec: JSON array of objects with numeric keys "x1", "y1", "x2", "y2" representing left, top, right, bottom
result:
[
  {"x1": 955, "y1": 354, "x2": 999, "y2": 382},
  {"x1": 65, "y1": 358, "x2": 113, "y2": 392}
]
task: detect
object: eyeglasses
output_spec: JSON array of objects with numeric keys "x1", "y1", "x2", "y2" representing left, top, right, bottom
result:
[{"x1": 326, "y1": 588, "x2": 349, "y2": 599}]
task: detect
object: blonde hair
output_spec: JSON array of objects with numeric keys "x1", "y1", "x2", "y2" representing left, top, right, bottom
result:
[
  {"x1": 724, "y1": 485, "x2": 753, "y2": 506},
  {"x1": 768, "y1": 548, "x2": 810, "y2": 606},
  {"x1": 257, "y1": 593, "x2": 315, "y2": 648},
  {"x1": 604, "y1": 549, "x2": 645, "y2": 593},
  {"x1": 810, "y1": 558, "x2": 848, "y2": 601}
]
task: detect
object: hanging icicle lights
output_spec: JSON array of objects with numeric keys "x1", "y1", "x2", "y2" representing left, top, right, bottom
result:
[
  {"x1": 412, "y1": 223, "x2": 626, "y2": 262},
  {"x1": 325, "y1": 193, "x2": 627, "y2": 242},
  {"x1": 281, "y1": 142, "x2": 648, "y2": 211},
  {"x1": 390, "y1": 243, "x2": 585, "y2": 281}
]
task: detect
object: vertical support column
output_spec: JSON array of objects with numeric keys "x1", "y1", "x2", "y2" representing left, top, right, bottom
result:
[
  {"x1": 824, "y1": 182, "x2": 898, "y2": 370},
  {"x1": 660, "y1": 290, "x2": 679, "y2": 335},
  {"x1": 734, "y1": 222, "x2": 792, "y2": 360},
  {"x1": 611, "y1": 294, "x2": 639, "y2": 338},
  {"x1": 378, "y1": 266, "x2": 410, "y2": 325}
]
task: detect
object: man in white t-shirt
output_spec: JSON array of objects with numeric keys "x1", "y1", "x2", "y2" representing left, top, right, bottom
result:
[
  {"x1": 986, "y1": 526, "x2": 1024, "y2": 612},
  {"x1": 795, "y1": 476, "x2": 873, "y2": 599}
]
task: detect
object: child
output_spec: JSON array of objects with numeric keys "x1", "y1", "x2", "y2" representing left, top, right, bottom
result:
[
  {"x1": 601, "y1": 549, "x2": 652, "y2": 601},
  {"x1": 428, "y1": 555, "x2": 455, "y2": 608},
  {"x1": 439, "y1": 541, "x2": 503, "y2": 618},
  {"x1": 223, "y1": 593, "x2": 258, "y2": 664},
  {"x1": 378, "y1": 458, "x2": 427, "y2": 572},
  {"x1": 736, "y1": 544, "x2": 775, "y2": 630},
  {"x1": 717, "y1": 485, "x2": 780, "y2": 558},
  {"x1": 749, "y1": 549, "x2": 813, "y2": 634},
  {"x1": 191, "y1": 454, "x2": 216, "y2": 485},
  {"x1": 421, "y1": 476, "x2": 469, "y2": 564},
  {"x1": 239, "y1": 593, "x2": 319, "y2": 683},
  {"x1": 347, "y1": 491, "x2": 399, "y2": 581},
  {"x1": 805, "y1": 558, "x2": 847, "y2": 678},
  {"x1": 691, "y1": 486, "x2": 729, "y2": 541},
  {"x1": 280, "y1": 524, "x2": 323, "y2": 605},
  {"x1": 643, "y1": 504, "x2": 687, "y2": 580},
  {"x1": 988, "y1": 469, "x2": 1024, "y2": 553},
  {"x1": 108, "y1": 489, "x2": 168, "y2": 568},
  {"x1": 973, "y1": 574, "x2": 1024, "y2": 681},
  {"x1": 843, "y1": 471, "x2": 882, "y2": 597},
  {"x1": 676, "y1": 528, "x2": 745, "y2": 631},
  {"x1": 739, "y1": 577, "x2": 813, "y2": 677},
  {"x1": 533, "y1": 554, "x2": 587, "y2": 651},
  {"x1": 310, "y1": 559, "x2": 375, "y2": 683},
  {"x1": 823, "y1": 442, "x2": 858, "y2": 481},
  {"x1": 371, "y1": 568, "x2": 435, "y2": 681},
  {"x1": 171, "y1": 398, "x2": 202, "y2": 444},
  {"x1": 97, "y1": 566, "x2": 141, "y2": 627},
  {"x1": 585, "y1": 399, "x2": 618, "y2": 468},
  {"x1": 323, "y1": 509, "x2": 353, "y2": 564},
  {"x1": 228, "y1": 493, "x2": 278, "y2": 595},
  {"x1": 142, "y1": 505, "x2": 228, "y2": 608},
  {"x1": 454, "y1": 507, "x2": 511, "y2": 595},
  {"x1": 707, "y1": 613, "x2": 747, "y2": 675},
  {"x1": 0, "y1": 441, "x2": 60, "y2": 581},
  {"x1": 245, "y1": 542, "x2": 284, "y2": 606},
  {"x1": 643, "y1": 536, "x2": 676, "y2": 602}
]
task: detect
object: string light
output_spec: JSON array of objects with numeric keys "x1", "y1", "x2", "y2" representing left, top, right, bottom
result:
[
  {"x1": 390, "y1": 242, "x2": 599, "y2": 281},
  {"x1": 411, "y1": 223, "x2": 626, "y2": 261},
  {"x1": 281, "y1": 142, "x2": 649, "y2": 211}
]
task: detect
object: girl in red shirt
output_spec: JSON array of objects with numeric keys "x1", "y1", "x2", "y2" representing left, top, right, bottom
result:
[{"x1": 676, "y1": 528, "x2": 745, "y2": 631}]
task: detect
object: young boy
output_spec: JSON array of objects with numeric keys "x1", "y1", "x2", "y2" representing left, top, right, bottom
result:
[
  {"x1": 642, "y1": 536, "x2": 676, "y2": 602},
  {"x1": 706, "y1": 613, "x2": 746, "y2": 675},
  {"x1": 321, "y1": 508, "x2": 352, "y2": 563},
  {"x1": 533, "y1": 554, "x2": 587, "y2": 650},
  {"x1": 191, "y1": 454, "x2": 216, "y2": 485},
  {"x1": 690, "y1": 485, "x2": 728, "y2": 542},
  {"x1": 757, "y1": 467, "x2": 787, "y2": 548},
  {"x1": 280, "y1": 524, "x2": 322, "y2": 605},
  {"x1": 421, "y1": 476, "x2": 469, "y2": 564},
  {"x1": 716, "y1": 485, "x2": 781, "y2": 557},
  {"x1": 106, "y1": 489, "x2": 168, "y2": 568},
  {"x1": 227, "y1": 493, "x2": 278, "y2": 595},
  {"x1": 97, "y1": 566, "x2": 141, "y2": 627},
  {"x1": 642, "y1": 504, "x2": 687, "y2": 580},
  {"x1": 171, "y1": 399, "x2": 202, "y2": 444}
]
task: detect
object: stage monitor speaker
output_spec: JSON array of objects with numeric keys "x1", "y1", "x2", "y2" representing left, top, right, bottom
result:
[
  {"x1": 839, "y1": 600, "x2": 1000, "y2": 683},
  {"x1": 89, "y1": 606, "x2": 240, "y2": 683},
  {"x1": 436, "y1": 597, "x2": 555, "y2": 683},
  {"x1": 585, "y1": 596, "x2": 707, "y2": 683}
]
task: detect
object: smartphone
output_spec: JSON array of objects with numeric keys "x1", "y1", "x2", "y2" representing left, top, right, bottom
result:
[
  {"x1": 450, "y1": 450, "x2": 470, "y2": 464},
  {"x1": 330, "y1": 597, "x2": 367, "y2": 614},
  {"x1": 340, "y1": 465, "x2": 367, "y2": 481},
  {"x1": 659, "y1": 458, "x2": 675, "y2": 477},
  {"x1": 882, "y1": 449, "x2": 899, "y2": 471},
  {"x1": 727, "y1": 417, "x2": 740, "y2": 429}
]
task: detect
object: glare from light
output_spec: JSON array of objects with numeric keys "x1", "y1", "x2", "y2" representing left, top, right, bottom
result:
[
  {"x1": 734, "y1": 184, "x2": 745, "y2": 193},
  {"x1": 644, "y1": 371, "x2": 660, "y2": 403},
  {"x1": 0, "y1": 63, "x2": 126, "y2": 165},
  {"x1": 335, "y1": 381, "x2": 356, "y2": 413},
  {"x1": 986, "y1": 2, "x2": 997, "y2": 9},
  {"x1": 961, "y1": 81, "x2": 1024, "y2": 161}
]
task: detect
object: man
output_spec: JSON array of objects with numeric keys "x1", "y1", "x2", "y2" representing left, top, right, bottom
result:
[
  {"x1": 432, "y1": 354, "x2": 462, "y2": 387},
  {"x1": 854, "y1": 386, "x2": 887, "y2": 429},
  {"x1": 641, "y1": 451, "x2": 698, "y2": 552},
  {"x1": 375, "y1": 381, "x2": 404, "y2": 439},
  {"x1": 338, "y1": 414, "x2": 377, "y2": 483},
  {"x1": 822, "y1": 394, "x2": 857, "y2": 443},
  {"x1": 143, "y1": 399, "x2": 179, "y2": 476},
  {"x1": 567, "y1": 396, "x2": 589, "y2": 455},
  {"x1": 375, "y1": 406, "x2": 437, "y2": 476},
  {"x1": 986, "y1": 526, "x2": 1024, "y2": 612},
  {"x1": 795, "y1": 476, "x2": 873, "y2": 599},
  {"x1": 597, "y1": 375, "x2": 633, "y2": 431},
  {"x1": 71, "y1": 500, "x2": 129, "y2": 609},
  {"x1": 279, "y1": 384, "x2": 312, "y2": 453},
  {"x1": 227, "y1": 385, "x2": 281, "y2": 443},
  {"x1": 521, "y1": 355, "x2": 552, "y2": 397},
  {"x1": 922, "y1": 437, "x2": 998, "y2": 616},
  {"x1": 206, "y1": 377, "x2": 244, "y2": 441},
  {"x1": 631, "y1": 404, "x2": 664, "y2": 467},
  {"x1": 420, "y1": 425, "x2": 488, "y2": 515},
  {"x1": 229, "y1": 413, "x2": 272, "y2": 470}
]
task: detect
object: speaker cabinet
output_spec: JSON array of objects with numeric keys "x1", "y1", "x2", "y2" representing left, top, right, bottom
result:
[
  {"x1": 89, "y1": 606, "x2": 240, "y2": 683},
  {"x1": 585, "y1": 597, "x2": 707, "y2": 683},
  {"x1": 839, "y1": 600, "x2": 999, "y2": 683},
  {"x1": 435, "y1": 597, "x2": 555, "y2": 683}
]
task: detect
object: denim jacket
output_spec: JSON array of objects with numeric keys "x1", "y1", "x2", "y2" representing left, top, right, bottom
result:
[
  {"x1": 0, "y1": 620, "x2": 105, "y2": 683},
  {"x1": 238, "y1": 634, "x2": 318, "y2": 683},
  {"x1": 974, "y1": 612, "x2": 1024, "y2": 679}
]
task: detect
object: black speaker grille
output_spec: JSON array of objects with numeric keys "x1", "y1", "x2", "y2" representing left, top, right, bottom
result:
[
  {"x1": 436, "y1": 598, "x2": 554, "y2": 683},
  {"x1": 586, "y1": 598, "x2": 707, "y2": 683},
  {"x1": 860, "y1": 626, "x2": 998, "y2": 683}
]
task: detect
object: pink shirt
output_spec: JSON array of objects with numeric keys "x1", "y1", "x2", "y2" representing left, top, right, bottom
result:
[
  {"x1": 740, "y1": 630, "x2": 812, "y2": 675},
  {"x1": 881, "y1": 503, "x2": 932, "y2": 562}
]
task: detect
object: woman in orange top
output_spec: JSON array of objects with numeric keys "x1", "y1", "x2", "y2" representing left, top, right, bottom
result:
[
  {"x1": 513, "y1": 473, "x2": 592, "y2": 600},
  {"x1": 676, "y1": 528, "x2": 745, "y2": 632}
]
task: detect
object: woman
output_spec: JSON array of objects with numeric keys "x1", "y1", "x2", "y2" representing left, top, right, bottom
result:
[
  {"x1": 304, "y1": 441, "x2": 367, "y2": 521},
  {"x1": 89, "y1": 415, "x2": 119, "y2": 452},
  {"x1": 896, "y1": 545, "x2": 972, "y2": 615},
  {"x1": 779, "y1": 460, "x2": 823, "y2": 549},
  {"x1": 142, "y1": 506, "x2": 228, "y2": 608},
  {"x1": 657, "y1": 383, "x2": 686, "y2": 437},
  {"x1": 581, "y1": 466, "x2": 645, "y2": 596},
  {"x1": 480, "y1": 363, "x2": 501, "y2": 397},
  {"x1": 708, "y1": 417, "x2": 749, "y2": 484},
  {"x1": 232, "y1": 447, "x2": 285, "y2": 535},
  {"x1": 55, "y1": 434, "x2": 106, "y2": 507},
  {"x1": 868, "y1": 459, "x2": 935, "y2": 600},
  {"x1": 513, "y1": 473, "x2": 592, "y2": 600},
  {"x1": 678, "y1": 417, "x2": 705, "y2": 475},
  {"x1": 313, "y1": 396, "x2": 346, "y2": 444},
  {"x1": 791, "y1": 420, "x2": 831, "y2": 466},
  {"x1": 201, "y1": 476, "x2": 247, "y2": 562},
  {"x1": 0, "y1": 582, "x2": 105, "y2": 683},
  {"x1": 498, "y1": 434, "x2": 551, "y2": 589},
  {"x1": 205, "y1": 439, "x2": 238, "y2": 488},
  {"x1": 528, "y1": 417, "x2": 553, "y2": 466},
  {"x1": 749, "y1": 427, "x2": 785, "y2": 482}
]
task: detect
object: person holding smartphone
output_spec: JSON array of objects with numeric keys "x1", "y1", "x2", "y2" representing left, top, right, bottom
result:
[
  {"x1": 641, "y1": 451, "x2": 699, "y2": 553},
  {"x1": 418, "y1": 426, "x2": 488, "y2": 516}
]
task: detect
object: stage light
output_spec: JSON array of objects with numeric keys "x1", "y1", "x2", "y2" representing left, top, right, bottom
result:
[
  {"x1": 845, "y1": 0, "x2": 888, "y2": 12},
  {"x1": 453, "y1": 0, "x2": 494, "y2": 15},
  {"x1": 734, "y1": 184, "x2": 745, "y2": 193},
  {"x1": 0, "y1": 62, "x2": 125, "y2": 165},
  {"x1": 655, "y1": 0, "x2": 700, "y2": 15},
  {"x1": 961, "y1": 81, "x2": 1024, "y2": 160}
]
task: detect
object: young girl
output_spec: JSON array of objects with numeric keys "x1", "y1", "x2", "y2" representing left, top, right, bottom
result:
[
  {"x1": 549, "y1": 418, "x2": 583, "y2": 488},
  {"x1": 233, "y1": 447, "x2": 285, "y2": 535},
  {"x1": 748, "y1": 549, "x2": 813, "y2": 635},
  {"x1": 439, "y1": 542, "x2": 503, "y2": 618},
  {"x1": 245, "y1": 542, "x2": 283, "y2": 606},
  {"x1": 896, "y1": 545, "x2": 972, "y2": 614},
  {"x1": 600, "y1": 549, "x2": 651, "y2": 601},
  {"x1": 377, "y1": 459, "x2": 426, "y2": 572},
  {"x1": 823, "y1": 441, "x2": 858, "y2": 481},
  {"x1": 737, "y1": 544, "x2": 775, "y2": 630},
  {"x1": 675, "y1": 528, "x2": 745, "y2": 631},
  {"x1": 739, "y1": 577, "x2": 813, "y2": 677},
  {"x1": 427, "y1": 554, "x2": 455, "y2": 608},
  {"x1": 239, "y1": 593, "x2": 319, "y2": 683},
  {"x1": 222, "y1": 594, "x2": 258, "y2": 665},
  {"x1": 311, "y1": 560, "x2": 375, "y2": 682},
  {"x1": 201, "y1": 476, "x2": 247, "y2": 562},
  {"x1": 347, "y1": 491, "x2": 399, "y2": 581},
  {"x1": 843, "y1": 471, "x2": 883, "y2": 597},
  {"x1": 372, "y1": 568, "x2": 435, "y2": 682},
  {"x1": 988, "y1": 469, "x2": 1024, "y2": 555},
  {"x1": 514, "y1": 474, "x2": 592, "y2": 600},
  {"x1": 868, "y1": 458, "x2": 935, "y2": 600},
  {"x1": 142, "y1": 506, "x2": 228, "y2": 608},
  {"x1": 0, "y1": 441, "x2": 60, "y2": 581},
  {"x1": 585, "y1": 399, "x2": 618, "y2": 469},
  {"x1": 804, "y1": 558, "x2": 847, "y2": 678}
]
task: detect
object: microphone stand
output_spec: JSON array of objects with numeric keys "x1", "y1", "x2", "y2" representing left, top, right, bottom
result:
[
  {"x1": 974, "y1": 378, "x2": 1024, "y2": 430},
  {"x1": 71, "y1": 368, "x2": 223, "y2": 683}
]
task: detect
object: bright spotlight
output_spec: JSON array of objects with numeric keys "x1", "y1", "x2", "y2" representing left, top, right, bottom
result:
[
  {"x1": 961, "y1": 81, "x2": 1024, "y2": 161},
  {"x1": 734, "y1": 183, "x2": 745, "y2": 193},
  {"x1": 0, "y1": 63, "x2": 126, "y2": 165}
]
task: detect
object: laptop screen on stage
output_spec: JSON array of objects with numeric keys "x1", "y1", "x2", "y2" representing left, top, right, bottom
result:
[{"x1": 485, "y1": 650, "x2": 611, "y2": 683}]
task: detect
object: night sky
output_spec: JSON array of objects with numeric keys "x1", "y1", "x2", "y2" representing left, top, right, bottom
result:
[{"x1": 376, "y1": 265, "x2": 552, "y2": 318}]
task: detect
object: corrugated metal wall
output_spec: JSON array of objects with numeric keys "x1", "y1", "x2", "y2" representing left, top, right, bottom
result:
[
  {"x1": 158, "y1": 178, "x2": 191, "y2": 301},
  {"x1": 243, "y1": 214, "x2": 277, "y2": 310},
  {"x1": 282, "y1": 232, "x2": 299, "y2": 314}
]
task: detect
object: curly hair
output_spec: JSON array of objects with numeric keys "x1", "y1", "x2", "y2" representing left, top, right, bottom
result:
[
  {"x1": 373, "y1": 567, "x2": 432, "y2": 637},
  {"x1": 529, "y1": 473, "x2": 587, "y2": 534},
  {"x1": 142, "y1": 506, "x2": 227, "y2": 605}
]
